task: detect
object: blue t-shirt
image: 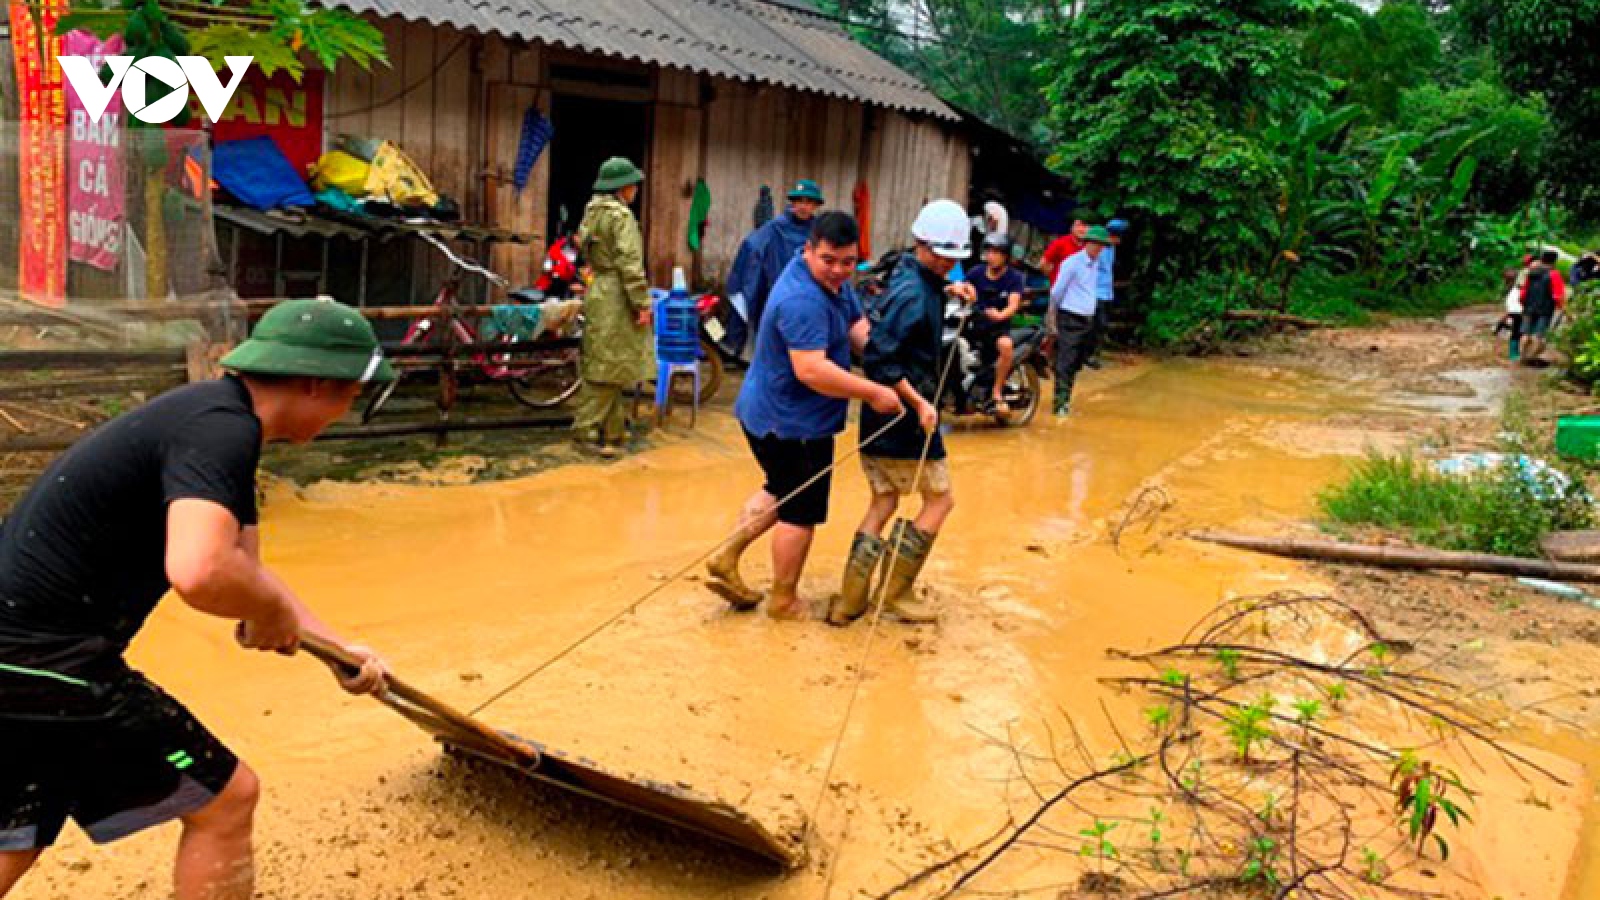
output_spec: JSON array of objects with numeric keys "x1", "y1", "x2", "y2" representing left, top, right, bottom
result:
[
  {"x1": 1096, "y1": 244, "x2": 1116, "y2": 301},
  {"x1": 735, "y1": 255, "x2": 864, "y2": 440}
]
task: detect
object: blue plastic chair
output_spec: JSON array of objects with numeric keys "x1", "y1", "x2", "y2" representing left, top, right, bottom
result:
[{"x1": 653, "y1": 289, "x2": 701, "y2": 425}]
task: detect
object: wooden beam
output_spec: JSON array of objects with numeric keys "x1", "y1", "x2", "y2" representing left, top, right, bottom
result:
[{"x1": 0, "y1": 350, "x2": 187, "y2": 371}]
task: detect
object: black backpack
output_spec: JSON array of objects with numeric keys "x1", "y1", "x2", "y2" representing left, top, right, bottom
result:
[{"x1": 1524, "y1": 267, "x2": 1556, "y2": 316}]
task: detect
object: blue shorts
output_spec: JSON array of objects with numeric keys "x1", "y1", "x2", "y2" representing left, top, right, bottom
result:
[{"x1": 1525, "y1": 314, "x2": 1553, "y2": 338}]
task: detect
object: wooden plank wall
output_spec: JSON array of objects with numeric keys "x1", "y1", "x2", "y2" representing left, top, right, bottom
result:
[
  {"x1": 325, "y1": 21, "x2": 481, "y2": 303},
  {"x1": 699, "y1": 77, "x2": 968, "y2": 284},
  {"x1": 481, "y1": 37, "x2": 547, "y2": 286},
  {"x1": 320, "y1": 17, "x2": 973, "y2": 297},
  {"x1": 863, "y1": 109, "x2": 971, "y2": 264},
  {"x1": 645, "y1": 69, "x2": 703, "y2": 286}
]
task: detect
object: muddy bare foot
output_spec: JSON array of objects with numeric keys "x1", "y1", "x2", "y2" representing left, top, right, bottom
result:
[{"x1": 705, "y1": 552, "x2": 761, "y2": 611}]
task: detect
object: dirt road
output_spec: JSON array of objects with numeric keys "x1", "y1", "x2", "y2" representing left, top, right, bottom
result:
[{"x1": 15, "y1": 310, "x2": 1596, "y2": 899}]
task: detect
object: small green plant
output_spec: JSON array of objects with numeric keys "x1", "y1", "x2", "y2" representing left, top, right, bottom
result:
[
  {"x1": 1391, "y1": 753, "x2": 1474, "y2": 860},
  {"x1": 1078, "y1": 819, "x2": 1119, "y2": 871},
  {"x1": 1145, "y1": 807, "x2": 1166, "y2": 870},
  {"x1": 1257, "y1": 791, "x2": 1281, "y2": 824},
  {"x1": 1293, "y1": 698, "x2": 1323, "y2": 725},
  {"x1": 1143, "y1": 703, "x2": 1173, "y2": 732},
  {"x1": 100, "y1": 397, "x2": 128, "y2": 418},
  {"x1": 1214, "y1": 647, "x2": 1243, "y2": 681},
  {"x1": 1366, "y1": 642, "x2": 1393, "y2": 678},
  {"x1": 1360, "y1": 845, "x2": 1388, "y2": 884},
  {"x1": 1160, "y1": 667, "x2": 1188, "y2": 688},
  {"x1": 1241, "y1": 835, "x2": 1282, "y2": 887},
  {"x1": 1176, "y1": 847, "x2": 1193, "y2": 877},
  {"x1": 1325, "y1": 681, "x2": 1350, "y2": 706},
  {"x1": 1225, "y1": 694, "x2": 1276, "y2": 763},
  {"x1": 1182, "y1": 760, "x2": 1205, "y2": 793}
]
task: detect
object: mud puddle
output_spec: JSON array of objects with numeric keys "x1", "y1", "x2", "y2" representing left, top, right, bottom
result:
[{"x1": 17, "y1": 355, "x2": 1592, "y2": 900}]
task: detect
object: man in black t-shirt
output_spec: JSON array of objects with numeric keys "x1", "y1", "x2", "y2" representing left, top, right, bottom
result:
[
  {"x1": 964, "y1": 232, "x2": 1026, "y2": 415},
  {"x1": 0, "y1": 298, "x2": 393, "y2": 900}
]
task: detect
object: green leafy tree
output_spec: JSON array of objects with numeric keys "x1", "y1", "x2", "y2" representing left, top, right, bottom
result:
[
  {"x1": 1456, "y1": 0, "x2": 1600, "y2": 219},
  {"x1": 1040, "y1": 0, "x2": 1338, "y2": 280},
  {"x1": 812, "y1": 0, "x2": 1059, "y2": 145},
  {"x1": 1304, "y1": 0, "x2": 1441, "y2": 121},
  {"x1": 1399, "y1": 79, "x2": 1550, "y2": 213},
  {"x1": 55, "y1": 0, "x2": 386, "y2": 85}
]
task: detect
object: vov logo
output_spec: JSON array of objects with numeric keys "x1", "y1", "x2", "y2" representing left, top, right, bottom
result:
[{"x1": 58, "y1": 55, "x2": 253, "y2": 125}]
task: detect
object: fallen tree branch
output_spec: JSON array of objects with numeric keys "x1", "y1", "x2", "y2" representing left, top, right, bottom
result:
[
  {"x1": 872, "y1": 816, "x2": 1013, "y2": 900},
  {"x1": 930, "y1": 756, "x2": 1149, "y2": 899},
  {"x1": 1192, "y1": 531, "x2": 1600, "y2": 583}
]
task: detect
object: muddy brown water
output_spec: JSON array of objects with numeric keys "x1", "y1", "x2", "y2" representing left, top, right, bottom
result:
[{"x1": 17, "y1": 358, "x2": 1597, "y2": 899}]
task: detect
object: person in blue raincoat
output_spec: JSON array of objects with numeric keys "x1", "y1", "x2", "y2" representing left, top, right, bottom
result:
[{"x1": 725, "y1": 179, "x2": 824, "y2": 357}]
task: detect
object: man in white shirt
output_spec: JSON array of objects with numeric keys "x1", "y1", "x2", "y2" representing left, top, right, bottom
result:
[{"x1": 1045, "y1": 225, "x2": 1110, "y2": 417}]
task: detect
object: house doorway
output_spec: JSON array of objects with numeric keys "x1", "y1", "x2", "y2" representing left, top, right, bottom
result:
[{"x1": 547, "y1": 93, "x2": 650, "y2": 241}]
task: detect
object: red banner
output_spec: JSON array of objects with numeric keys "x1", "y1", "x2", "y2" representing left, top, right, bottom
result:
[
  {"x1": 65, "y1": 30, "x2": 125, "y2": 272},
  {"x1": 212, "y1": 68, "x2": 325, "y2": 176},
  {"x1": 9, "y1": 1, "x2": 68, "y2": 307}
]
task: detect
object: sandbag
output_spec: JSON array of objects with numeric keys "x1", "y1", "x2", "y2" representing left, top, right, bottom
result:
[
  {"x1": 310, "y1": 150, "x2": 372, "y2": 195},
  {"x1": 364, "y1": 140, "x2": 439, "y2": 207}
]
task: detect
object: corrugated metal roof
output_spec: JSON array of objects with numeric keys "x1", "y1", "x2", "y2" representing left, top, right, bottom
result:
[{"x1": 322, "y1": 0, "x2": 956, "y2": 120}]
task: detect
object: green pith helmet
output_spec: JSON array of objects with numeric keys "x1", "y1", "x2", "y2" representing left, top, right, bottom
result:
[
  {"x1": 221, "y1": 297, "x2": 395, "y2": 383},
  {"x1": 1083, "y1": 225, "x2": 1113, "y2": 245},
  {"x1": 787, "y1": 178, "x2": 824, "y2": 203},
  {"x1": 593, "y1": 156, "x2": 645, "y2": 192}
]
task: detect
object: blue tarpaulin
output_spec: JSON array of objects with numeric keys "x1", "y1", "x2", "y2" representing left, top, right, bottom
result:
[{"x1": 213, "y1": 137, "x2": 316, "y2": 211}]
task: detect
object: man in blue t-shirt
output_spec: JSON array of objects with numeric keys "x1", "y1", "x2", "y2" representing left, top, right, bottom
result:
[
  {"x1": 708, "y1": 212, "x2": 903, "y2": 619},
  {"x1": 964, "y1": 232, "x2": 1025, "y2": 415}
]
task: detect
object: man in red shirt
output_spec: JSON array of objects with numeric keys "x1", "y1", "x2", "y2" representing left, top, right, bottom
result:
[{"x1": 1042, "y1": 218, "x2": 1088, "y2": 284}]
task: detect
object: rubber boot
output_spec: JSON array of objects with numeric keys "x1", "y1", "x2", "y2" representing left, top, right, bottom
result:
[
  {"x1": 827, "y1": 532, "x2": 885, "y2": 626},
  {"x1": 880, "y1": 519, "x2": 938, "y2": 624},
  {"x1": 1509, "y1": 336, "x2": 1520, "y2": 362}
]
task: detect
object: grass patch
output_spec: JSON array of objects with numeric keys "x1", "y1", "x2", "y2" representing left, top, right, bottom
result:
[{"x1": 1318, "y1": 452, "x2": 1591, "y2": 557}]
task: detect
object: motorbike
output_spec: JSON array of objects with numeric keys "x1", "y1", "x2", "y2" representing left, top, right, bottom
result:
[
  {"x1": 686, "y1": 291, "x2": 727, "y2": 404},
  {"x1": 533, "y1": 234, "x2": 582, "y2": 299},
  {"x1": 942, "y1": 303, "x2": 1047, "y2": 426}
]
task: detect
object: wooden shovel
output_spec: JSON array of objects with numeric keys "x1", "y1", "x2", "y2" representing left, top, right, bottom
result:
[{"x1": 297, "y1": 631, "x2": 542, "y2": 771}]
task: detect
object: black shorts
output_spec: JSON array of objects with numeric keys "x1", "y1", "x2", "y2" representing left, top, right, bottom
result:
[
  {"x1": 744, "y1": 429, "x2": 835, "y2": 527},
  {"x1": 0, "y1": 670, "x2": 238, "y2": 850}
]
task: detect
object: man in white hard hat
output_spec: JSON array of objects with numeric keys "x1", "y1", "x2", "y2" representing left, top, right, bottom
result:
[{"x1": 828, "y1": 199, "x2": 970, "y2": 627}]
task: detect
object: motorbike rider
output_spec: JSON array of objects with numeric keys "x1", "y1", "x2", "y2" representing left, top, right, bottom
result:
[
  {"x1": 963, "y1": 232, "x2": 1025, "y2": 415},
  {"x1": 828, "y1": 199, "x2": 971, "y2": 627}
]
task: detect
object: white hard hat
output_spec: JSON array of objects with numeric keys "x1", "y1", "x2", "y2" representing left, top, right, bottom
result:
[{"x1": 911, "y1": 199, "x2": 972, "y2": 260}]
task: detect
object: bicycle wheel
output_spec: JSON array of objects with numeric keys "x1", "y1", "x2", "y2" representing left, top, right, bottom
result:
[{"x1": 508, "y1": 348, "x2": 582, "y2": 409}]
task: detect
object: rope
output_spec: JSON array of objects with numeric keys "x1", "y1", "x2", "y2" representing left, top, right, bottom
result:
[
  {"x1": 806, "y1": 297, "x2": 970, "y2": 872},
  {"x1": 469, "y1": 409, "x2": 909, "y2": 717}
]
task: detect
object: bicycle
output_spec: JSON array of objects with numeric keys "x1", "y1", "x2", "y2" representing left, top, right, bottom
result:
[{"x1": 361, "y1": 234, "x2": 583, "y2": 423}]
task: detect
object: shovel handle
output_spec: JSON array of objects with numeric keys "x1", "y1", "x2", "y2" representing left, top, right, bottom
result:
[{"x1": 297, "y1": 631, "x2": 541, "y2": 769}]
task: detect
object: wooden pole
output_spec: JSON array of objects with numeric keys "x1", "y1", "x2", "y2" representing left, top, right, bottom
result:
[
  {"x1": 297, "y1": 632, "x2": 541, "y2": 770},
  {"x1": 1193, "y1": 531, "x2": 1600, "y2": 583}
]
